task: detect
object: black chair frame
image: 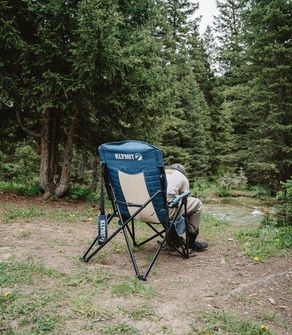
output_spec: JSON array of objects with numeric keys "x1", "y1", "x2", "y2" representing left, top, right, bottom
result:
[{"x1": 82, "y1": 166, "x2": 190, "y2": 280}]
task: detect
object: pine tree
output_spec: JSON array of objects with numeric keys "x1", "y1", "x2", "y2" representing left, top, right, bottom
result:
[
  {"x1": 238, "y1": 0, "x2": 292, "y2": 188},
  {"x1": 214, "y1": 0, "x2": 245, "y2": 77},
  {"x1": 183, "y1": 71, "x2": 211, "y2": 178},
  {"x1": 159, "y1": 0, "x2": 212, "y2": 178},
  {"x1": 204, "y1": 1, "x2": 244, "y2": 173},
  {"x1": 0, "y1": 0, "x2": 171, "y2": 197}
]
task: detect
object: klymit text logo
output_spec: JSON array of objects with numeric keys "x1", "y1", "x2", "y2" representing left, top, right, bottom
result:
[{"x1": 114, "y1": 153, "x2": 143, "y2": 160}]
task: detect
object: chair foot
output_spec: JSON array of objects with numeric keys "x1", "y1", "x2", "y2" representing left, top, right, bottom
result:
[{"x1": 137, "y1": 275, "x2": 147, "y2": 281}]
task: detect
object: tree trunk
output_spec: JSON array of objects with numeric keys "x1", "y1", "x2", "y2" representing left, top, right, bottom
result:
[
  {"x1": 40, "y1": 111, "x2": 51, "y2": 192},
  {"x1": 40, "y1": 110, "x2": 59, "y2": 199},
  {"x1": 78, "y1": 158, "x2": 85, "y2": 179},
  {"x1": 55, "y1": 109, "x2": 78, "y2": 197},
  {"x1": 91, "y1": 155, "x2": 98, "y2": 192}
]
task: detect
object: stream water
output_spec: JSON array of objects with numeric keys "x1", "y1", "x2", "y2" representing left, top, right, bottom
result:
[{"x1": 204, "y1": 203, "x2": 265, "y2": 225}]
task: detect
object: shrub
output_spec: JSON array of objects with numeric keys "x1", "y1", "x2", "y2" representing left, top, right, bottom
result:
[
  {"x1": 191, "y1": 178, "x2": 218, "y2": 198},
  {"x1": 217, "y1": 169, "x2": 248, "y2": 197},
  {"x1": 0, "y1": 181, "x2": 41, "y2": 197},
  {"x1": 248, "y1": 184, "x2": 271, "y2": 197},
  {"x1": 0, "y1": 145, "x2": 40, "y2": 183},
  {"x1": 67, "y1": 185, "x2": 98, "y2": 202}
]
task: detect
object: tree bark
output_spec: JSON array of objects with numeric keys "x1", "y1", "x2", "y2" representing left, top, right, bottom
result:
[
  {"x1": 78, "y1": 158, "x2": 85, "y2": 179},
  {"x1": 40, "y1": 110, "x2": 59, "y2": 199},
  {"x1": 55, "y1": 108, "x2": 78, "y2": 197},
  {"x1": 40, "y1": 111, "x2": 51, "y2": 192},
  {"x1": 91, "y1": 155, "x2": 98, "y2": 192}
]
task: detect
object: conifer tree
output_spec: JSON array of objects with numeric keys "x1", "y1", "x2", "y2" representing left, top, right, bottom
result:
[
  {"x1": 0, "y1": 0, "x2": 170, "y2": 197},
  {"x1": 159, "y1": 0, "x2": 212, "y2": 178},
  {"x1": 237, "y1": 0, "x2": 292, "y2": 187}
]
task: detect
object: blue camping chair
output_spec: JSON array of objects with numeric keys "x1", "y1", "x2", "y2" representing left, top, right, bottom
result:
[{"x1": 82, "y1": 141, "x2": 190, "y2": 280}]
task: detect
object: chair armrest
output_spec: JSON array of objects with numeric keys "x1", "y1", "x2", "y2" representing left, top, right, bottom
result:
[{"x1": 168, "y1": 191, "x2": 191, "y2": 208}]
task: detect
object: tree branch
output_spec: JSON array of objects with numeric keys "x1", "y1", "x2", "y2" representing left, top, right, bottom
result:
[{"x1": 16, "y1": 108, "x2": 42, "y2": 137}]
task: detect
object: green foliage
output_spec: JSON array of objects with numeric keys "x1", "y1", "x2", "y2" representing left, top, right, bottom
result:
[
  {"x1": 191, "y1": 178, "x2": 218, "y2": 198},
  {"x1": 248, "y1": 185, "x2": 272, "y2": 198},
  {"x1": 238, "y1": 225, "x2": 292, "y2": 260},
  {"x1": 0, "y1": 181, "x2": 40, "y2": 197},
  {"x1": 217, "y1": 169, "x2": 248, "y2": 197},
  {"x1": 276, "y1": 178, "x2": 292, "y2": 227},
  {"x1": 67, "y1": 185, "x2": 98, "y2": 202},
  {"x1": 232, "y1": 1, "x2": 291, "y2": 188},
  {"x1": 0, "y1": 145, "x2": 39, "y2": 182},
  {"x1": 0, "y1": 0, "x2": 290, "y2": 196},
  {"x1": 1, "y1": 0, "x2": 173, "y2": 197}
]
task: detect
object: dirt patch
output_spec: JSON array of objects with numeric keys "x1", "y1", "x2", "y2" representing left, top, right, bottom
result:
[{"x1": 0, "y1": 195, "x2": 291, "y2": 335}]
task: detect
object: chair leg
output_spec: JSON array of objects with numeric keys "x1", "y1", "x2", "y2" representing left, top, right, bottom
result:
[
  {"x1": 141, "y1": 224, "x2": 174, "y2": 280},
  {"x1": 81, "y1": 225, "x2": 124, "y2": 262},
  {"x1": 125, "y1": 220, "x2": 138, "y2": 247},
  {"x1": 131, "y1": 219, "x2": 137, "y2": 247},
  {"x1": 122, "y1": 226, "x2": 141, "y2": 277},
  {"x1": 81, "y1": 235, "x2": 99, "y2": 261}
]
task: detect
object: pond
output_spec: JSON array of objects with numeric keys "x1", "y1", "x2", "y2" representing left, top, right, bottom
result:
[{"x1": 204, "y1": 203, "x2": 266, "y2": 226}]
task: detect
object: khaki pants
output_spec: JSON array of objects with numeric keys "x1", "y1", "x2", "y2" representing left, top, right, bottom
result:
[{"x1": 169, "y1": 196, "x2": 202, "y2": 234}]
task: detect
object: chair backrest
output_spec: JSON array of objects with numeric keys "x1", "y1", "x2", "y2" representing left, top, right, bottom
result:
[{"x1": 98, "y1": 141, "x2": 169, "y2": 226}]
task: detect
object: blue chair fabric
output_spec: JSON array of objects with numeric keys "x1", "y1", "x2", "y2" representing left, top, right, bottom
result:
[{"x1": 82, "y1": 140, "x2": 190, "y2": 280}]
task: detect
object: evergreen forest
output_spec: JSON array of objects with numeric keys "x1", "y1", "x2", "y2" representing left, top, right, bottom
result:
[
  {"x1": 1, "y1": 3, "x2": 292, "y2": 334},
  {"x1": 1, "y1": 0, "x2": 291, "y2": 199}
]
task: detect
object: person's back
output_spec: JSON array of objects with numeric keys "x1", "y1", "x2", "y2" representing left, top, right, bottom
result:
[
  {"x1": 165, "y1": 168, "x2": 189, "y2": 198},
  {"x1": 165, "y1": 164, "x2": 208, "y2": 252}
]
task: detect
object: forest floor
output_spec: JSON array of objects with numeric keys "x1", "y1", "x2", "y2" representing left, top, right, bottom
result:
[{"x1": 0, "y1": 194, "x2": 291, "y2": 335}]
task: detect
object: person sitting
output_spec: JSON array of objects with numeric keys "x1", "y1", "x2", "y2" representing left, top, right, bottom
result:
[{"x1": 165, "y1": 163, "x2": 208, "y2": 251}]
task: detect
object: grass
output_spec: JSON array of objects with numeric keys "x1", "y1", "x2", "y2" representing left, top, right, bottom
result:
[
  {"x1": 31, "y1": 315, "x2": 60, "y2": 334},
  {"x1": 1, "y1": 206, "x2": 45, "y2": 223},
  {"x1": 191, "y1": 310, "x2": 274, "y2": 335},
  {"x1": 0, "y1": 288, "x2": 63, "y2": 335},
  {"x1": 121, "y1": 303, "x2": 158, "y2": 320},
  {"x1": 101, "y1": 322, "x2": 140, "y2": 335},
  {"x1": 67, "y1": 268, "x2": 112, "y2": 290},
  {"x1": 238, "y1": 224, "x2": 292, "y2": 260},
  {"x1": 1, "y1": 195, "x2": 291, "y2": 335},
  {"x1": 1, "y1": 204, "x2": 95, "y2": 224},
  {"x1": 70, "y1": 295, "x2": 113, "y2": 320},
  {"x1": 201, "y1": 212, "x2": 231, "y2": 241},
  {"x1": 0, "y1": 261, "x2": 63, "y2": 286},
  {"x1": 112, "y1": 277, "x2": 157, "y2": 298},
  {"x1": 7, "y1": 291, "x2": 59, "y2": 318}
]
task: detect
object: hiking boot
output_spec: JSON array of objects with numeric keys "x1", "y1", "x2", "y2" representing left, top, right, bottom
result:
[
  {"x1": 162, "y1": 236, "x2": 186, "y2": 251},
  {"x1": 189, "y1": 241, "x2": 208, "y2": 252}
]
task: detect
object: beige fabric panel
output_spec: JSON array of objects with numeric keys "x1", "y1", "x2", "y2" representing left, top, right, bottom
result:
[{"x1": 118, "y1": 171, "x2": 160, "y2": 223}]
